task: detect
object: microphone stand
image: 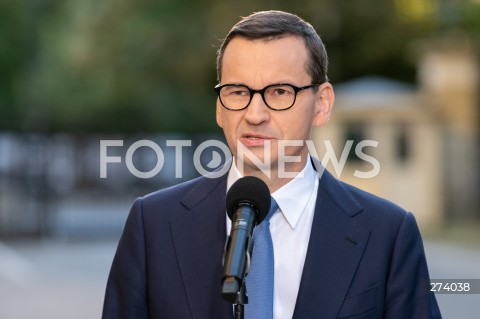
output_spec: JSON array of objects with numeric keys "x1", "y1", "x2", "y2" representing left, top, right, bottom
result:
[
  {"x1": 221, "y1": 276, "x2": 248, "y2": 319},
  {"x1": 233, "y1": 281, "x2": 248, "y2": 319}
]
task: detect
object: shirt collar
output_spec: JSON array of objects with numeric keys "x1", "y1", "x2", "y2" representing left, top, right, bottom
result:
[{"x1": 226, "y1": 156, "x2": 317, "y2": 229}]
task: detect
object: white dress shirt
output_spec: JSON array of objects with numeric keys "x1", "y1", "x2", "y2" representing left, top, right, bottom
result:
[{"x1": 226, "y1": 157, "x2": 319, "y2": 319}]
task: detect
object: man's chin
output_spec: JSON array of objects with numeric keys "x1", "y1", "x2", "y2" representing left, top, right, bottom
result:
[{"x1": 234, "y1": 157, "x2": 276, "y2": 176}]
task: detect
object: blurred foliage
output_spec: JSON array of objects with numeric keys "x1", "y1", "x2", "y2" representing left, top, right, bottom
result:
[{"x1": 0, "y1": 0, "x2": 479, "y2": 133}]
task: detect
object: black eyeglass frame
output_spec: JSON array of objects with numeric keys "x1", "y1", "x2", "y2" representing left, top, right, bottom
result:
[{"x1": 214, "y1": 83, "x2": 320, "y2": 111}]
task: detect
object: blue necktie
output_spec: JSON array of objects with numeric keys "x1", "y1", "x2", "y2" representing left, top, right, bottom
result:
[{"x1": 245, "y1": 198, "x2": 278, "y2": 319}]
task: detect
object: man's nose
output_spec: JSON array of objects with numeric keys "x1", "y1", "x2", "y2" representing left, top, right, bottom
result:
[{"x1": 243, "y1": 92, "x2": 270, "y2": 125}]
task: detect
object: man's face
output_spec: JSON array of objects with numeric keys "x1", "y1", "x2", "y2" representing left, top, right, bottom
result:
[{"x1": 216, "y1": 36, "x2": 333, "y2": 176}]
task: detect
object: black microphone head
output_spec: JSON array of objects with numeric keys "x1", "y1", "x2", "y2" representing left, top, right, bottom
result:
[{"x1": 226, "y1": 176, "x2": 271, "y2": 224}]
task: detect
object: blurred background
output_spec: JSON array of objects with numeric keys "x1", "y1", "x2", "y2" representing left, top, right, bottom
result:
[{"x1": 0, "y1": 0, "x2": 479, "y2": 318}]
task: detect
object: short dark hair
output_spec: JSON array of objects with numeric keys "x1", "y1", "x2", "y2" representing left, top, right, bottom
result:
[{"x1": 216, "y1": 10, "x2": 329, "y2": 84}]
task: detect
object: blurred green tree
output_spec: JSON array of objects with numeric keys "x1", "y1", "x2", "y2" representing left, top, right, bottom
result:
[
  {"x1": 0, "y1": 1, "x2": 33, "y2": 130},
  {"x1": 0, "y1": 0, "x2": 478, "y2": 133}
]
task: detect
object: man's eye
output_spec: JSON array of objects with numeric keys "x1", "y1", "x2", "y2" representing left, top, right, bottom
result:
[
  {"x1": 231, "y1": 90, "x2": 248, "y2": 96},
  {"x1": 223, "y1": 88, "x2": 249, "y2": 96},
  {"x1": 273, "y1": 89, "x2": 288, "y2": 95},
  {"x1": 271, "y1": 87, "x2": 294, "y2": 96}
]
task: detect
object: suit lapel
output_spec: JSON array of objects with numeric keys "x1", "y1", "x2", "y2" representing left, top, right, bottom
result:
[
  {"x1": 293, "y1": 169, "x2": 371, "y2": 318},
  {"x1": 168, "y1": 160, "x2": 371, "y2": 318},
  {"x1": 169, "y1": 173, "x2": 233, "y2": 319}
]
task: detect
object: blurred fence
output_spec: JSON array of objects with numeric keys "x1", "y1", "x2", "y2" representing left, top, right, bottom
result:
[{"x1": 0, "y1": 133, "x2": 227, "y2": 238}]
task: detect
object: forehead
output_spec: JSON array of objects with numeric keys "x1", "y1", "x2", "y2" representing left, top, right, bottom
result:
[{"x1": 221, "y1": 36, "x2": 310, "y2": 83}]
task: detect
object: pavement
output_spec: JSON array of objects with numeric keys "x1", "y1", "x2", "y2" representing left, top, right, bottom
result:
[
  {"x1": 0, "y1": 239, "x2": 116, "y2": 319},
  {"x1": 423, "y1": 240, "x2": 480, "y2": 319},
  {"x1": 0, "y1": 238, "x2": 478, "y2": 319}
]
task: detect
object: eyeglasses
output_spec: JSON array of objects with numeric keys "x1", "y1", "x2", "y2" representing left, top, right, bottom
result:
[{"x1": 214, "y1": 83, "x2": 320, "y2": 111}]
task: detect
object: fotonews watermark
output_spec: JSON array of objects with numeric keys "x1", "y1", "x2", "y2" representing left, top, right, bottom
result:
[{"x1": 100, "y1": 139, "x2": 380, "y2": 179}]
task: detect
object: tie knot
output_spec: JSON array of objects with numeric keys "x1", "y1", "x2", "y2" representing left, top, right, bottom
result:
[{"x1": 265, "y1": 197, "x2": 278, "y2": 222}]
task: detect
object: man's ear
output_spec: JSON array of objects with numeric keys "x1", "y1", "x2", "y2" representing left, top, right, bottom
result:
[
  {"x1": 312, "y1": 82, "x2": 334, "y2": 127},
  {"x1": 216, "y1": 101, "x2": 223, "y2": 128}
]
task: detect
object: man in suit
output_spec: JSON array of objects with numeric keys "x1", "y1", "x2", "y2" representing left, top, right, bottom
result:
[{"x1": 103, "y1": 10, "x2": 441, "y2": 318}]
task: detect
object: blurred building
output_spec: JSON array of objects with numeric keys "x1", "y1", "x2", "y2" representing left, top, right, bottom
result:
[{"x1": 313, "y1": 37, "x2": 479, "y2": 230}]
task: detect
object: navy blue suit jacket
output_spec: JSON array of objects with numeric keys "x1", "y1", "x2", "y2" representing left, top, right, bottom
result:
[{"x1": 103, "y1": 165, "x2": 441, "y2": 318}]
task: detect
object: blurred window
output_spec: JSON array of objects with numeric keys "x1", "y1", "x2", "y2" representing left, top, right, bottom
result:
[
  {"x1": 344, "y1": 122, "x2": 366, "y2": 163},
  {"x1": 395, "y1": 123, "x2": 411, "y2": 163}
]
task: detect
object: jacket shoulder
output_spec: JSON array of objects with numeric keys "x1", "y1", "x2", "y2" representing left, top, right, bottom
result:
[{"x1": 319, "y1": 169, "x2": 410, "y2": 228}]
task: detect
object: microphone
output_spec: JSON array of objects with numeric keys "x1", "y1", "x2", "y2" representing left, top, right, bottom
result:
[{"x1": 221, "y1": 176, "x2": 271, "y2": 303}]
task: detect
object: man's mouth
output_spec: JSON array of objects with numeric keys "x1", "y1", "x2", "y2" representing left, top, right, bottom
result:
[{"x1": 239, "y1": 133, "x2": 274, "y2": 147}]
